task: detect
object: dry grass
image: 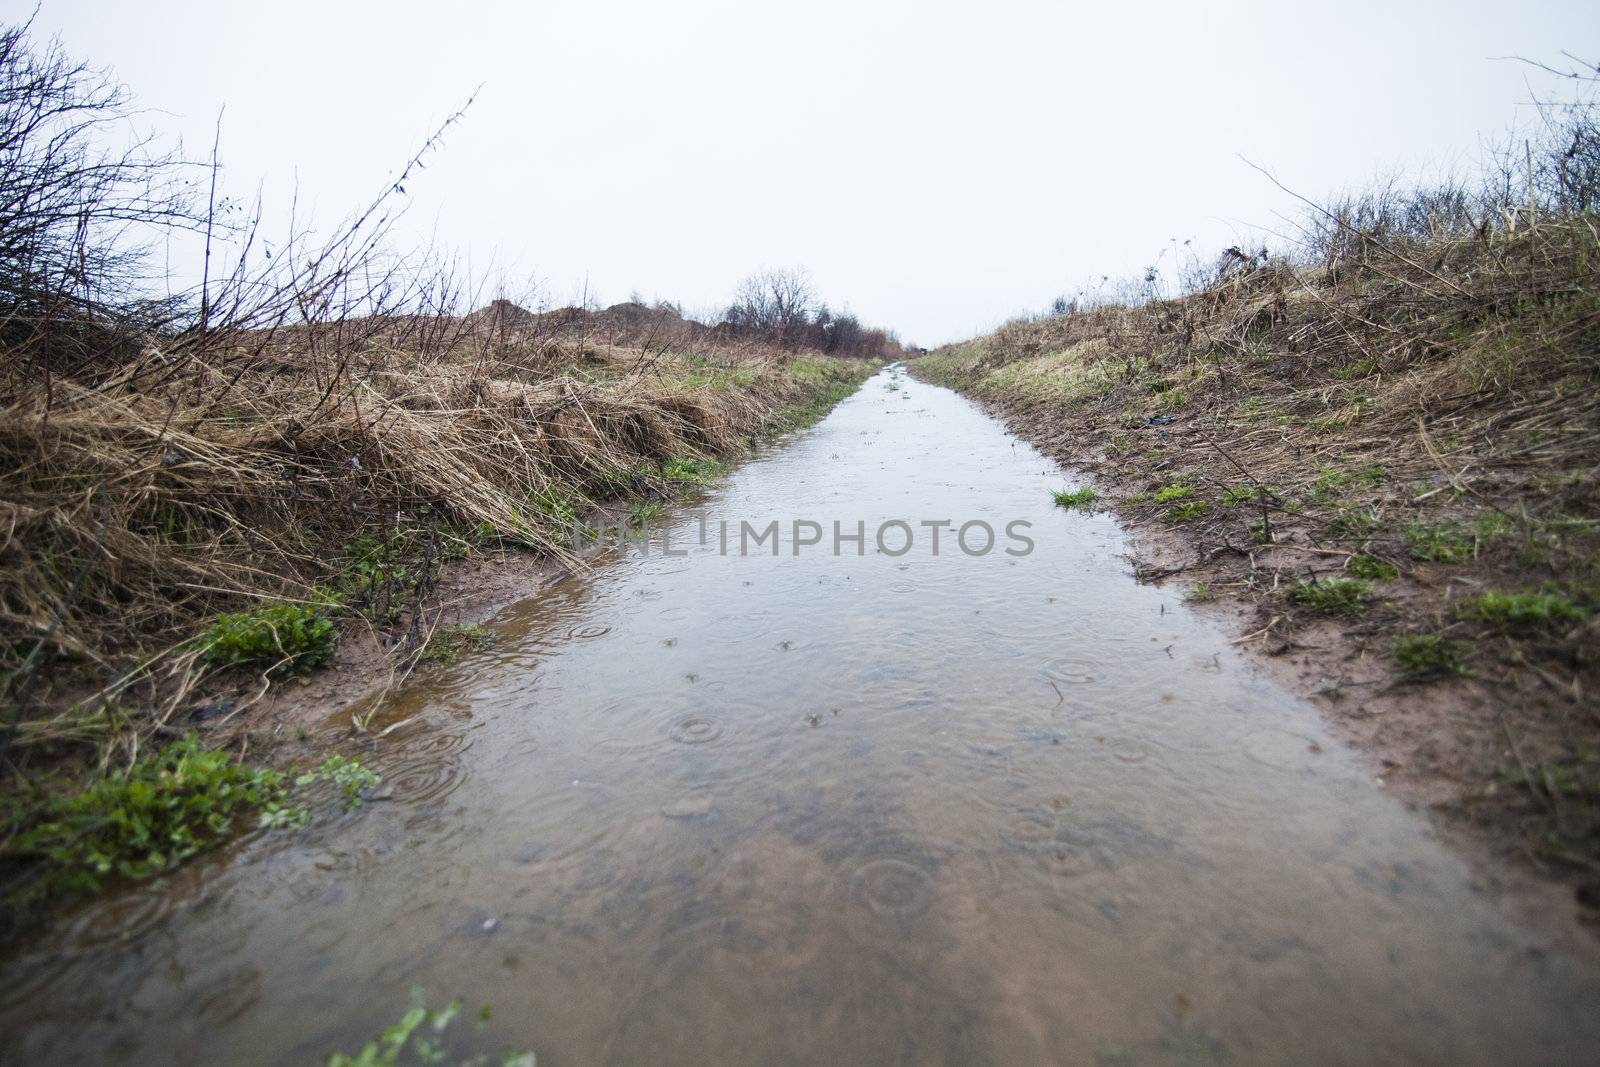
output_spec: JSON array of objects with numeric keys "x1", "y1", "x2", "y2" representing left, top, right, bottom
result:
[{"x1": 0, "y1": 307, "x2": 870, "y2": 768}]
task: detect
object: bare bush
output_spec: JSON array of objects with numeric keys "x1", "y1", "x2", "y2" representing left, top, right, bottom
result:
[{"x1": 0, "y1": 17, "x2": 204, "y2": 367}]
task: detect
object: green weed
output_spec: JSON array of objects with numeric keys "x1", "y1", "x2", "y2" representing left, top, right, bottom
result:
[
  {"x1": 1348, "y1": 555, "x2": 1399, "y2": 580},
  {"x1": 298, "y1": 754, "x2": 381, "y2": 810},
  {"x1": 2, "y1": 737, "x2": 380, "y2": 913},
  {"x1": 416, "y1": 624, "x2": 493, "y2": 666},
  {"x1": 4, "y1": 735, "x2": 291, "y2": 895},
  {"x1": 1166, "y1": 500, "x2": 1211, "y2": 523},
  {"x1": 628, "y1": 501, "x2": 666, "y2": 527},
  {"x1": 1392, "y1": 634, "x2": 1470, "y2": 679},
  {"x1": 1462, "y1": 590, "x2": 1590, "y2": 629},
  {"x1": 202, "y1": 601, "x2": 336, "y2": 674},
  {"x1": 529, "y1": 486, "x2": 584, "y2": 527},
  {"x1": 1052, "y1": 486, "x2": 1097, "y2": 510},
  {"x1": 337, "y1": 526, "x2": 472, "y2": 621},
  {"x1": 1183, "y1": 583, "x2": 1218, "y2": 603},
  {"x1": 1153, "y1": 482, "x2": 1194, "y2": 504},
  {"x1": 1287, "y1": 577, "x2": 1370, "y2": 615},
  {"x1": 1405, "y1": 513, "x2": 1506, "y2": 563},
  {"x1": 1219, "y1": 485, "x2": 1256, "y2": 507},
  {"x1": 325, "y1": 988, "x2": 533, "y2": 1067},
  {"x1": 660, "y1": 456, "x2": 727, "y2": 486}
]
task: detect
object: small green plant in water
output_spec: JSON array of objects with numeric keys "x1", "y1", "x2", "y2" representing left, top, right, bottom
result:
[
  {"x1": 660, "y1": 456, "x2": 727, "y2": 486},
  {"x1": 298, "y1": 754, "x2": 381, "y2": 809},
  {"x1": 1052, "y1": 486, "x2": 1096, "y2": 510},
  {"x1": 1288, "y1": 577, "x2": 1370, "y2": 615},
  {"x1": 3, "y1": 735, "x2": 293, "y2": 896},
  {"x1": 326, "y1": 988, "x2": 533, "y2": 1067},
  {"x1": 1462, "y1": 590, "x2": 1590, "y2": 629},
  {"x1": 417, "y1": 624, "x2": 493, "y2": 666},
  {"x1": 1, "y1": 738, "x2": 380, "y2": 921},
  {"x1": 1392, "y1": 634, "x2": 1470, "y2": 679},
  {"x1": 1183, "y1": 583, "x2": 1217, "y2": 603},
  {"x1": 202, "y1": 601, "x2": 335, "y2": 674},
  {"x1": 1348, "y1": 555, "x2": 1398, "y2": 580},
  {"x1": 628, "y1": 501, "x2": 665, "y2": 528}
]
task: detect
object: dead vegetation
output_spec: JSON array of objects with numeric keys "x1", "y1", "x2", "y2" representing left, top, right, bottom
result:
[
  {"x1": 3, "y1": 320, "x2": 867, "y2": 734},
  {"x1": 917, "y1": 59, "x2": 1600, "y2": 919}
]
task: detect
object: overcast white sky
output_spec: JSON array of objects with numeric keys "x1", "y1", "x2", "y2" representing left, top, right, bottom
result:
[{"x1": 17, "y1": 0, "x2": 1599, "y2": 345}]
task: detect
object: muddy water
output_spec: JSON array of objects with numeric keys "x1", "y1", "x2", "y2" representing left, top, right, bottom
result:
[{"x1": 4, "y1": 367, "x2": 1597, "y2": 1065}]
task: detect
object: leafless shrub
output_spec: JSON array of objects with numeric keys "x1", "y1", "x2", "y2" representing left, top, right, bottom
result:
[{"x1": 0, "y1": 16, "x2": 205, "y2": 374}]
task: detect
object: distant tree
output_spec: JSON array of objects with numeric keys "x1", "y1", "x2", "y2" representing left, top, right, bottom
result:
[{"x1": 723, "y1": 267, "x2": 814, "y2": 345}]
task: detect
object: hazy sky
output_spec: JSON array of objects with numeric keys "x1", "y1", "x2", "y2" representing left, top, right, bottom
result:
[{"x1": 19, "y1": 0, "x2": 1598, "y2": 345}]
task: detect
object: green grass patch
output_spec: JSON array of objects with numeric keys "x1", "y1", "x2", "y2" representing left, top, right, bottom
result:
[
  {"x1": 660, "y1": 456, "x2": 727, "y2": 487},
  {"x1": 1311, "y1": 464, "x2": 1385, "y2": 504},
  {"x1": 977, "y1": 342, "x2": 1130, "y2": 407},
  {"x1": 1499, "y1": 759, "x2": 1597, "y2": 798},
  {"x1": 416, "y1": 624, "x2": 493, "y2": 666},
  {"x1": 1287, "y1": 577, "x2": 1370, "y2": 615},
  {"x1": 1219, "y1": 485, "x2": 1256, "y2": 507},
  {"x1": 1166, "y1": 500, "x2": 1211, "y2": 523},
  {"x1": 1404, "y1": 513, "x2": 1507, "y2": 563},
  {"x1": 1329, "y1": 507, "x2": 1380, "y2": 538},
  {"x1": 1392, "y1": 634, "x2": 1470, "y2": 679},
  {"x1": 1348, "y1": 555, "x2": 1399, "y2": 580},
  {"x1": 777, "y1": 359, "x2": 873, "y2": 430},
  {"x1": 1405, "y1": 520, "x2": 1473, "y2": 562},
  {"x1": 1183, "y1": 583, "x2": 1218, "y2": 603},
  {"x1": 1461, "y1": 590, "x2": 1590, "y2": 629},
  {"x1": 1052, "y1": 486, "x2": 1097, "y2": 510},
  {"x1": 202, "y1": 600, "x2": 336, "y2": 674},
  {"x1": 1153, "y1": 482, "x2": 1194, "y2": 504}
]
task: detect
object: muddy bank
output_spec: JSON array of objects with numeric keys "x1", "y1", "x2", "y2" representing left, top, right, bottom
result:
[{"x1": 912, "y1": 354, "x2": 1600, "y2": 940}]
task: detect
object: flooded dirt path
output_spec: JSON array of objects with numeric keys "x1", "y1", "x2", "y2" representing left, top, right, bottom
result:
[{"x1": 3, "y1": 367, "x2": 1597, "y2": 1064}]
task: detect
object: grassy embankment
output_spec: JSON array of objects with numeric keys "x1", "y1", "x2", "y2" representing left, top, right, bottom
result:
[
  {"x1": 0, "y1": 299, "x2": 872, "y2": 926},
  {"x1": 917, "y1": 118, "x2": 1600, "y2": 911}
]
